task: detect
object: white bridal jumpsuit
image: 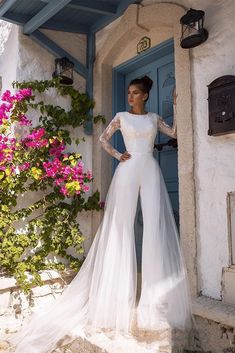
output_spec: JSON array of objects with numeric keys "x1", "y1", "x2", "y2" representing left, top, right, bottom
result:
[{"x1": 10, "y1": 111, "x2": 193, "y2": 353}]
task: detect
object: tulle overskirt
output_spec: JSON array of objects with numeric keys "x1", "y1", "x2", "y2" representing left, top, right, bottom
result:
[{"x1": 10, "y1": 152, "x2": 193, "y2": 353}]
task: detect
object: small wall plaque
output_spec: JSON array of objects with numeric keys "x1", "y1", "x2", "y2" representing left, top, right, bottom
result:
[
  {"x1": 137, "y1": 36, "x2": 151, "y2": 54},
  {"x1": 208, "y1": 75, "x2": 235, "y2": 136}
]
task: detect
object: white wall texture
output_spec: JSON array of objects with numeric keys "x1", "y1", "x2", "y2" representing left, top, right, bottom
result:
[
  {"x1": 0, "y1": 21, "x2": 18, "y2": 92},
  {"x1": 191, "y1": 0, "x2": 235, "y2": 299}
]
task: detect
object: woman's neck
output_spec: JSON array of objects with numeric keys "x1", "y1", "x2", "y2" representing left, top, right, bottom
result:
[{"x1": 129, "y1": 107, "x2": 147, "y2": 115}]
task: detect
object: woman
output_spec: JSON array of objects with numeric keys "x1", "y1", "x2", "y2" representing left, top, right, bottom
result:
[{"x1": 10, "y1": 76, "x2": 193, "y2": 353}]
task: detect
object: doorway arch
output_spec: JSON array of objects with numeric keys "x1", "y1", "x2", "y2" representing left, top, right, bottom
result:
[{"x1": 93, "y1": 2, "x2": 197, "y2": 297}]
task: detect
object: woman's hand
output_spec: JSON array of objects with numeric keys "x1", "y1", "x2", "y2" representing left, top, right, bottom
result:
[
  {"x1": 173, "y1": 87, "x2": 177, "y2": 105},
  {"x1": 120, "y1": 151, "x2": 131, "y2": 162}
]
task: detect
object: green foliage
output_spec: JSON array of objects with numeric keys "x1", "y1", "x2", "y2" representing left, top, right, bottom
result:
[
  {"x1": 0, "y1": 79, "x2": 104, "y2": 292},
  {"x1": 13, "y1": 78, "x2": 105, "y2": 128}
]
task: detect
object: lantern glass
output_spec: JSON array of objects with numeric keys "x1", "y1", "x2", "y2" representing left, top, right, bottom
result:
[
  {"x1": 182, "y1": 22, "x2": 198, "y2": 38},
  {"x1": 53, "y1": 57, "x2": 74, "y2": 85}
]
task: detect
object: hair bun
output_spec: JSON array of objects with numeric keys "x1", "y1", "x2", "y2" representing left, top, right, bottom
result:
[
  {"x1": 128, "y1": 75, "x2": 154, "y2": 102},
  {"x1": 141, "y1": 75, "x2": 153, "y2": 91}
]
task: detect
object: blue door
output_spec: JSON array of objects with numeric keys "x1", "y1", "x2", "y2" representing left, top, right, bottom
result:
[{"x1": 112, "y1": 41, "x2": 178, "y2": 272}]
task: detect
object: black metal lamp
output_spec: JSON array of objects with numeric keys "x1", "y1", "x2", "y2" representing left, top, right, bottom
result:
[
  {"x1": 53, "y1": 57, "x2": 74, "y2": 85},
  {"x1": 180, "y1": 8, "x2": 209, "y2": 49}
]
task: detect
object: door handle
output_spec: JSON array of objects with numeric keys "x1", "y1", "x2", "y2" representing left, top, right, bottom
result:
[{"x1": 154, "y1": 138, "x2": 178, "y2": 151}]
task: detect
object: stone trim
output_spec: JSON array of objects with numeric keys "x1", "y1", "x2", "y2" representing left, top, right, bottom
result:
[{"x1": 192, "y1": 295, "x2": 235, "y2": 328}]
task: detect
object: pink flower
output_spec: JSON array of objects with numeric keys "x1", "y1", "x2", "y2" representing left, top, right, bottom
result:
[
  {"x1": 26, "y1": 128, "x2": 46, "y2": 140},
  {"x1": 0, "y1": 108, "x2": 8, "y2": 120},
  {"x1": 14, "y1": 88, "x2": 32, "y2": 102},
  {"x1": 19, "y1": 162, "x2": 31, "y2": 171},
  {"x1": 0, "y1": 151, "x2": 6, "y2": 163},
  {"x1": 99, "y1": 201, "x2": 105, "y2": 209},
  {"x1": 19, "y1": 88, "x2": 32, "y2": 97},
  {"x1": 55, "y1": 178, "x2": 64, "y2": 186},
  {"x1": 43, "y1": 158, "x2": 62, "y2": 178},
  {"x1": 1, "y1": 88, "x2": 32, "y2": 105},
  {"x1": 19, "y1": 115, "x2": 32, "y2": 126},
  {"x1": 0, "y1": 102, "x2": 12, "y2": 112},
  {"x1": 1, "y1": 90, "x2": 12, "y2": 103},
  {"x1": 49, "y1": 139, "x2": 65, "y2": 157},
  {"x1": 61, "y1": 166, "x2": 73, "y2": 177},
  {"x1": 60, "y1": 186, "x2": 69, "y2": 196},
  {"x1": 23, "y1": 128, "x2": 48, "y2": 148},
  {"x1": 25, "y1": 139, "x2": 48, "y2": 148},
  {"x1": 86, "y1": 170, "x2": 93, "y2": 180}
]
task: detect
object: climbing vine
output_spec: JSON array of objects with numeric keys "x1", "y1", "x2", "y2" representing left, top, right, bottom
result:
[{"x1": 0, "y1": 79, "x2": 104, "y2": 292}]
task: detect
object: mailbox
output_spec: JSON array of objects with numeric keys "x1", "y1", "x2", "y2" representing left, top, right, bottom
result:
[{"x1": 208, "y1": 75, "x2": 235, "y2": 136}]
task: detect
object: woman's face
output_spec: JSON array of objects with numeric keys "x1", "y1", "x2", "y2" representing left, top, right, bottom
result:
[{"x1": 127, "y1": 84, "x2": 148, "y2": 108}]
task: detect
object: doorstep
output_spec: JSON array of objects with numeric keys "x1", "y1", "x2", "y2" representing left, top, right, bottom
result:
[{"x1": 192, "y1": 295, "x2": 235, "y2": 328}]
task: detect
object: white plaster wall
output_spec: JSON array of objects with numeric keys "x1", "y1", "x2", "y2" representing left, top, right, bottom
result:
[
  {"x1": 112, "y1": 27, "x2": 172, "y2": 67},
  {"x1": 192, "y1": 0, "x2": 235, "y2": 298},
  {"x1": 41, "y1": 29, "x2": 87, "y2": 66},
  {"x1": 0, "y1": 20, "x2": 13, "y2": 55},
  {"x1": 0, "y1": 21, "x2": 18, "y2": 92},
  {"x1": 17, "y1": 29, "x2": 86, "y2": 91}
]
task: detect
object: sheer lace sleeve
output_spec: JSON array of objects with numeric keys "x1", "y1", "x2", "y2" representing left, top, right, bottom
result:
[
  {"x1": 157, "y1": 105, "x2": 177, "y2": 138},
  {"x1": 99, "y1": 115, "x2": 122, "y2": 161}
]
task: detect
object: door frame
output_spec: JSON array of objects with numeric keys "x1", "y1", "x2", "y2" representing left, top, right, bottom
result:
[{"x1": 112, "y1": 38, "x2": 174, "y2": 113}]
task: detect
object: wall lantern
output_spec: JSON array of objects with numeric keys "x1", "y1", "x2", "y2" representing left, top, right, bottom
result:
[
  {"x1": 52, "y1": 57, "x2": 74, "y2": 85},
  {"x1": 180, "y1": 8, "x2": 209, "y2": 49}
]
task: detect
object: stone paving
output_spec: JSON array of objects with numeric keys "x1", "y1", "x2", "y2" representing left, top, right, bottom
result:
[{"x1": 0, "y1": 325, "x2": 192, "y2": 353}]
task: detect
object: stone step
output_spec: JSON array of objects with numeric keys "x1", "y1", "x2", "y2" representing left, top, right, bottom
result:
[
  {"x1": 1, "y1": 327, "x2": 192, "y2": 353},
  {"x1": 51, "y1": 327, "x2": 191, "y2": 353}
]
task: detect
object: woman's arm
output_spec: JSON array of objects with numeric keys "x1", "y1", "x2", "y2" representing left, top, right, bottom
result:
[
  {"x1": 99, "y1": 116, "x2": 122, "y2": 161},
  {"x1": 158, "y1": 104, "x2": 177, "y2": 139},
  {"x1": 158, "y1": 89, "x2": 177, "y2": 138}
]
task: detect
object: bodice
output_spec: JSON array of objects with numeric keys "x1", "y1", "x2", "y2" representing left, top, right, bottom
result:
[
  {"x1": 119, "y1": 112, "x2": 158, "y2": 153},
  {"x1": 99, "y1": 110, "x2": 176, "y2": 161}
]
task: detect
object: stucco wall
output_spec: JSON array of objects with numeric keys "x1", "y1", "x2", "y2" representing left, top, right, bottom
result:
[{"x1": 192, "y1": 0, "x2": 235, "y2": 299}]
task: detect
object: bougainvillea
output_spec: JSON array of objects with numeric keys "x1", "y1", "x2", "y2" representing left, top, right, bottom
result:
[{"x1": 0, "y1": 80, "x2": 103, "y2": 292}]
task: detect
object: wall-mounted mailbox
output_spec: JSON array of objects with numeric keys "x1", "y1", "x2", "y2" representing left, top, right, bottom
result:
[{"x1": 208, "y1": 75, "x2": 235, "y2": 136}]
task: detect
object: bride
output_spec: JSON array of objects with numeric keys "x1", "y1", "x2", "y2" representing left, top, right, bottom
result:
[{"x1": 9, "y1": 75, "x2": 193, "y2": 353}]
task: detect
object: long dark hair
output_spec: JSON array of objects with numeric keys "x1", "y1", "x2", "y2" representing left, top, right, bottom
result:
[{"x1": 128, "y1": 75, "x2": 153, "y2": 102}]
